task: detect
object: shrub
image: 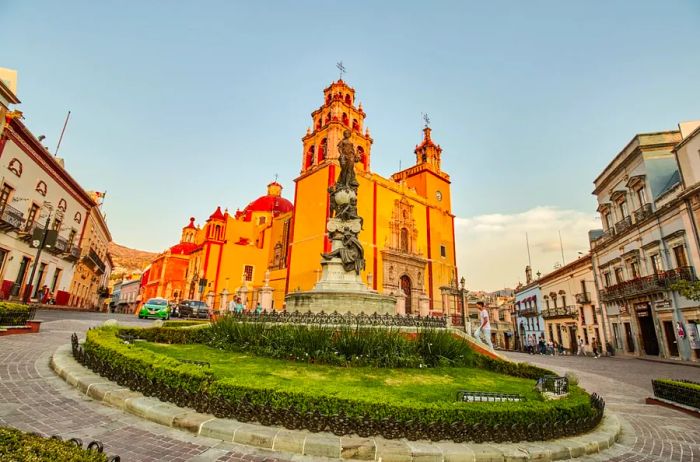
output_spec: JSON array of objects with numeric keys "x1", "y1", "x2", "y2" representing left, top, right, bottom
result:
[
  {"x1": 566, "y1": 372, "x2": 579, "y2": 386},
  {"x1": 0, "y1": 301, "x2": 31, "y2": 326},
  {"x1": 652, "y1": 378, "x2": 700, "y2": 409},
  {"x1": 75, "y1": 327, "x2": 603, "y2": 442},
  {"x1": 162, "y1": 320, "x2": 209, "y2": 328},
  {"x1": 0, "y1": 426, "x2": 107, "y2": 462}
]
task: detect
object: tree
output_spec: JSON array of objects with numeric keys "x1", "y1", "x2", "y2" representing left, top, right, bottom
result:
[{"x1": 670, "y1": 280, "x2": 700, "y2": 301}]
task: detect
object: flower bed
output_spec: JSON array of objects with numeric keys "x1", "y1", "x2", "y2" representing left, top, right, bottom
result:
[
  {"x1": 0, "y1": 426, "x2": 116, "y2": 461},
  {"x1": 72, "y1": 325, "x2": 605, "y2": 442},
  {"x1": 652, "y1": 379, "x2": 700, "y2": 410}
]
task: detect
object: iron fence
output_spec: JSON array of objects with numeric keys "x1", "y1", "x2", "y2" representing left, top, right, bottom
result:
[
  {"x1": 220, "y1": 310, "x2": 448, "y2": 328},
  {"x1": 0, "y1": 305, "x2": 36, "y2": 326}
]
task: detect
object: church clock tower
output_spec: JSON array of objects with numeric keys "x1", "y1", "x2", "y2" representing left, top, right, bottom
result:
[{"x1": 287, "y1": 80, "x2": 373, "y2": 294}]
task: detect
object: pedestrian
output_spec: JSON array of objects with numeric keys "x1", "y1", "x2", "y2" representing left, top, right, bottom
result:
[
  {"x1": 577, "y1": 336, "x2": 584, "y2": 356},
  {"x1": 255, "y1": 302, "x2": 262, "y2": 314},
  {"x1": 538, "y1": 336, "x2": 546, "y2": 355},
  {"x1": 592, "y1": 337, "x2": 600, "y2": 358},
  {"x1": 474, "y1": 301, "x2": 494, "y2": 349}
]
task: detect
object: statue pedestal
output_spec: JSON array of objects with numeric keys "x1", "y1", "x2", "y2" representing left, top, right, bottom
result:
[{"x1": 285, "y1": 258, "x2": 395, "y2": 315}]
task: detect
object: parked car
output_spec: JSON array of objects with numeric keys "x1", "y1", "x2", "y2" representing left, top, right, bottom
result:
[
  {"x1": 138, "y1": 298, "x2": 170, "y2": 320},
  {"x1": 176, "y1": 300, "x2": 210, "y2": 319}
]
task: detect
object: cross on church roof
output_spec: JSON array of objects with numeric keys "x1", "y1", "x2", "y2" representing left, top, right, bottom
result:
[
  {"x1": 422, "y1": 113, "x2": 431, "y2": 128},
  {"x1": 336, "y1": 61, "x2": 346, "y2": 80}
]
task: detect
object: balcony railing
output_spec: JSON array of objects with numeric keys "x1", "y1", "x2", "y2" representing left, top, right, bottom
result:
[
  {"x1": 0, "y1": 204, "x2": 24, "y2": 230},
  {"x1": 575, "y1": 292, "x2": 591, "y2": 304},
  {"x1": 614, "y1": 216, "x2": 633, "y2": 234},
  {"x1": 599, "y1": 266, "x2": 696, "y2": 302},
  {"x1": 517, "y1": 306, "x2": 538, "y2": 317},
  {"x1": 541, "y1": 305, "x2": 578, "y2": 319},
  {"x1": 82, "y1": 248, "x2": 106, "y2": 275},
  {"x1": 53, "y1": 236, "x2": 69, "y2": 253},
  {"x1": 633, "y1": 203, "x2": 653, "y2": 222},
  {"x1": 67, "y1": 245, "x2": 81, "y2": 260}
]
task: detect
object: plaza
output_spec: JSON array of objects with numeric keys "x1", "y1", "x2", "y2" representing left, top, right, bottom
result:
[{"x1": 1, "y1": 310, "x2": 698, "y2": 461}]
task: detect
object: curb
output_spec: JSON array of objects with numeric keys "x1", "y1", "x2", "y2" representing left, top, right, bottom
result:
[{"x1": 51, "y1": 343, "x2": 622, "y2": 461}]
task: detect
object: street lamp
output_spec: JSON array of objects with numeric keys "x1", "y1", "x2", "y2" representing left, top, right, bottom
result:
[
  {"x1": 459, "y1": 276, "x2": 469, "y2": 334},
  {"x1": 23, "y1": 202, "x2": 55, "y2": 303}
]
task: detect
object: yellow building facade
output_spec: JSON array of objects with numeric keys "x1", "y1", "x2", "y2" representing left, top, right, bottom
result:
[{"x1": 148, "y1": 79, "x2": 457, "y2": 313}]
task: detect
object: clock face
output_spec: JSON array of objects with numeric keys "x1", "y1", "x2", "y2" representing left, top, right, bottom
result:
[{"x1": 435, "y1": 190, "x2": 443, "y2": 201}]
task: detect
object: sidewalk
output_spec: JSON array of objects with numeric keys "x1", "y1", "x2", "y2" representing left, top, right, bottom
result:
[{"x1": 636, "y1": 355, "x2": 700, "y2": 368}]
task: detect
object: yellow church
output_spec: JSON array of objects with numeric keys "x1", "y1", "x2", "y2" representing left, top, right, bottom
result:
[{"x1": 145, "y1": 79, "x2": 457, "y2": 314}]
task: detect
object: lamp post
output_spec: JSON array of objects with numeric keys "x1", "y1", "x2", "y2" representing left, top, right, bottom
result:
[
  {"x1": 23, "y1": 203, "x2": 53, "y2": 304},
  {"x1": 459, "y1": 276, "x2": 470, "y2": 334}
]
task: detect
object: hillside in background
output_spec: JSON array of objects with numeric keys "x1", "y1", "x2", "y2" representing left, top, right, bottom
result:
[{"x1": 108, "y1": 242, "x2": 157, "y2": 280}]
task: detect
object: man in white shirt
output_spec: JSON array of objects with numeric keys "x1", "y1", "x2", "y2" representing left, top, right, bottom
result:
[{"x1": 474, "y1": 301, "x2": 494, "y2": 349}]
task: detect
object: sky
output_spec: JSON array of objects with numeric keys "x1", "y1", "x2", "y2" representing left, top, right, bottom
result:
[{"x1": 3, "y1": 1, "x2": 700, "y2": 291}]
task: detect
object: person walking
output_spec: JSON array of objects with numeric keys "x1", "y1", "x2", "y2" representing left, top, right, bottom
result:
[
  {"x1": 577, "y1": 336, "x2": 584, "y2": 356},
  {"x1": 474, "y1": 301, "x2": 494, "y2": 349},
  {"x1": 592, "y1": 337, "x2": 600, "y2": 358}
]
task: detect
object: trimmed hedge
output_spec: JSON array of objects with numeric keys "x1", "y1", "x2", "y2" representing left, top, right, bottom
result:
[
  {"x1": 74, "y1": 327, "x2": 604, "y2": 442},
  {"x1": 0, "y1": 301, "x2": 32, "y2": 326},
  {"x1": 162, "y1": 320, "x2": 210, "y2": 328},
  {"x1": 652, "y1": 378, "x2": 700, "y2": 409},
  {"x1": 0, "y1": 426, "x2": 108, "y2": 462}
]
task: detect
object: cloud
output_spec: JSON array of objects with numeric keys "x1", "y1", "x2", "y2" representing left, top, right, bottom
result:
[{"x1": 455, "y1": 207, "x2": 601, "y2": 292}]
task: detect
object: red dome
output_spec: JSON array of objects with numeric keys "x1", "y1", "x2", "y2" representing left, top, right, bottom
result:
[
  {"x1": 169, "y1": 242, "x2": 198, "y2": 255},
  {"x1": 243, "y1": 195, "x2": 293, "y2": 215}
]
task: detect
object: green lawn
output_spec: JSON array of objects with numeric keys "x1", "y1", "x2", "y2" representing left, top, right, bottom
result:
[{"x1": 134, "y1": 341, "x2": 540, "y2": 405}]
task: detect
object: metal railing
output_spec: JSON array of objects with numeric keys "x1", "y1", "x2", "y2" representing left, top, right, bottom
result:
[
  {"x1": 0, "y1": 203, "x2": 24, "y2": 230},
  {"x1": 0, "y1": 305, "x2": 36, "y2": 326},
  {"x1": 221, "y1": 310, "x2": 448, "y2": 328},
  {"x1": 516, "y1": 306, "x2": 538, "y2": 317},
  {"x1": 575, "y1": 292, "x2": 591, "y2": 304},
  {"x1": 541, "y1": 305, "x2": 578, "y2": 319},
  {"x1": 633, "y1": 203, "x2": 653, "y2": 222},
  {"x1": 600, "y1": 266, "x2": 696, "y2": 302},
  {"x1": 614, "y1": 216, "x2": 632, "y2": 234}
]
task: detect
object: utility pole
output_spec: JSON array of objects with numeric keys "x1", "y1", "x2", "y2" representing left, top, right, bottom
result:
[{"x1": 24, "y1": 211, "x2": 52, "y2": 303}]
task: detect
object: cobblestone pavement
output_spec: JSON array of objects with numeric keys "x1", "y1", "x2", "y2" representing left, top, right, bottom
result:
[
  {"x1": 2, "y1": 311, "x2": 699, "y2": 461},
  {"x1": 503, "y1": 351, "x2": 700, "y2": 461},
  {"x1": 0, "y1": 312, "x2": 290, "y2": 462}
]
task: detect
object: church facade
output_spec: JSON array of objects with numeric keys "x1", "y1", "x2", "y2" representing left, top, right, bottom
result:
[{"x1": 144, "y1": 79, "x2": 458, "y2": 314}]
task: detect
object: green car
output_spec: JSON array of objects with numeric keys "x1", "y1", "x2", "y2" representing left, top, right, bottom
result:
[{"x1": 138, "y1": 298, "x2": 170, "y2": 320}]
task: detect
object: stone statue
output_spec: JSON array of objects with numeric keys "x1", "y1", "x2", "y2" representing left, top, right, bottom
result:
[
  {"x1": 321, "y1": 227, "x2": 365, "y2": 274},
  {"x1": 336, "y1": 129, "x2": 360, "y2": 190}
]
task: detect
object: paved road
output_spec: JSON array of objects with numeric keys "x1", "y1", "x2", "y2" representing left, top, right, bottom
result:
[
  {"x1": 503, "y1": 351, "x2": 700, "y2": 461},
  {"x1": 1, "y1": 311, "x2": 698, "y2": 461}
]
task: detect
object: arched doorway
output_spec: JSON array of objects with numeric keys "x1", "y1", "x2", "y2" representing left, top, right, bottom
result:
[{"x1": 400, "y1": 275, "x2": 412, "y2": 314}]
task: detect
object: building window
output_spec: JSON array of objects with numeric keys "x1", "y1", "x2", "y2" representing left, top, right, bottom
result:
[
  {"x1": 258, "y1": 216, "x2": 266, "y2": 225},
  {"x1": 440, "y1": 245, "x2": 446, "y2": 258},
  {"x1": 0, "y1": 184, "x2": 13, "y2": 209},
  {"x1": 673, "y1": 245, "x2": 688, "y2": 268},
  {"x1": 53, "y1": 217, "x2": 62, "y2": 232},
  {"x1": 603, "y1": 271, "x2": 611, "y2": 287},
  {"x1": 604, "y1": 212, "x2": 613, "y2": 230},
  {"x1": 25, "y1": 203, "x2": 40, "y2": 230},
  {"x1": 637, "y1": 188, "x2": 647, "y2": 206},
  {"x1": 650, "y1": 254, "x2": 662, "y2": 274},
  {"x1": 243, "y1": 265, "x2": 254, "y2": 282},
  {"x1": 620, "y1": 201, "x2": 629, "y2": 219},
  {"x1": 630, "y1": 261, "x2": 640, "y2": 279},
  {"x1": 614, "y1": 268, "x2": 624, "y2": 284},
  {"x1": 561, "y1": 294, "x2": 567, "y2": 306},
  {"x1": 592, "y1": 305, "x2": 598, "y2": 325},
  {"x1": 68, "y1": 229, "x2": 77, "y2": 247}
]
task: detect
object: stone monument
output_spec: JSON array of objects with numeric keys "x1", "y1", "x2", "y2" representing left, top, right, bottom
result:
[{"x1": 285, "y1": 130, "x2": 396, "y2": 314}]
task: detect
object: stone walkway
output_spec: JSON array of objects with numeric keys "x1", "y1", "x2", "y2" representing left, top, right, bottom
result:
[
  {"x1": 502, "y1": 351, "x2": 700, "y2": 461},
  {"x1": 0, "y1": 312, "x2": 698, "y2": 461}
]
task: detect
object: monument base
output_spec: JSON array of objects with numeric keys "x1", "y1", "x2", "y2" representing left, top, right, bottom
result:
[{"x1": 285, "y1": 258, "x2": 396, "y2": 315}]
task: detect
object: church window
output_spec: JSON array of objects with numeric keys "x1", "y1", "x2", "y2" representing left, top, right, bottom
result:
[
  {"x1": 319, "y1": 139, "x2": 327, "y2": 161},
  {"x1": 440, "y1": 245, "x2": 446, "y2": 258},
  {"x1": 357, "y1": 146, "x2": 366, "y2": 169},
  {"x1": 400, "y1": 228, "x2": 409, "y2": 252},
  {"x1": 342, "y1": 113, "x2": 349, "y2": 126},
  {"x1": 244, "y1": 265, "x2": 254, "y2": 282},
  {"x1": 352, "y1": 119, "x2": 359, "y2": 132},
  {"x1": 258, "y1": 216, "x2": 266, "y2": 225},
  {"x1": 326, "y1": 113, "x2": 331, "y2": 125},
  {"x1": 344, "y1": 94, "x2": 351, "y2": 105}
]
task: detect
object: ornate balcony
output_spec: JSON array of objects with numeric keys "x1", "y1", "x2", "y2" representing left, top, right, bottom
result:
[
  {"x1": 82, "y1": 248, "x2": 106, "y2": 275},
  {"x1": 599, "y1": 266, "x2": 696, "y2": 302},
  {"x1": 541, "y1": 305, "x2": 578, "y2": 319},
  {"x1": 0, "y1": 204, "x2": 24, "y2": 231},
  {"x1": 48, "y1": 235, "x2": 69, "y2": 254},
  {"x1": 65, "y1": 245, "x2": 81, "y2": 262},
  {"x1": 575, "y1": 292, "x2": 591, "y2": 304},
  {"x1": 633, "y1": 203, "x2": 653, "y2": 222},
  {"x1": 614, "y1": 216, "x2": 632, "y2": 234},
  {"x1": 517, "y1": 306, "x2": 538, "y2": 317}
]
